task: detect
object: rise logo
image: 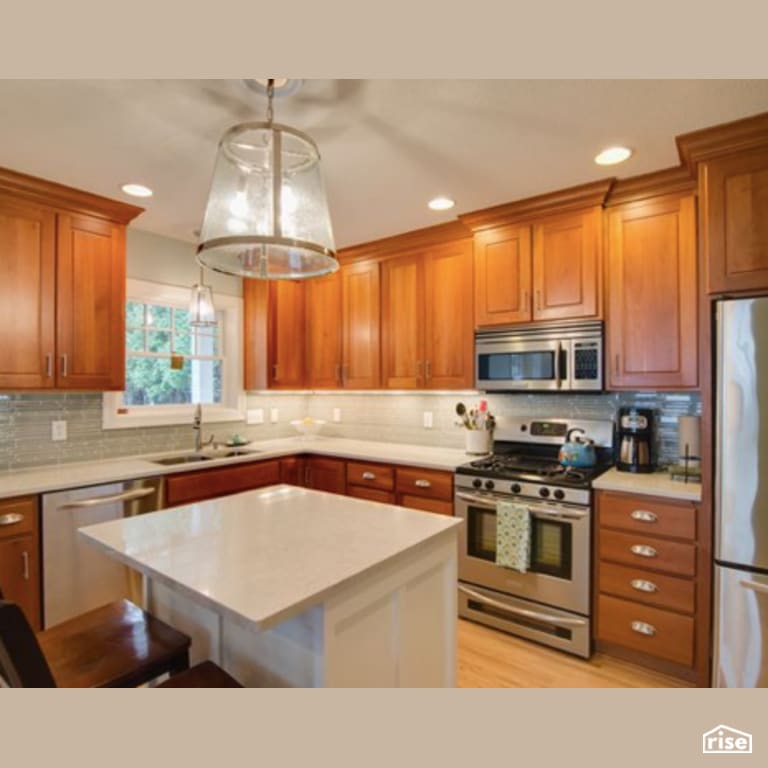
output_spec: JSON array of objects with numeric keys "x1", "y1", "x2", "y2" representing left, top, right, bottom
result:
[{"x1": 702, "y1": 725, "x2": 753, "y2": 754}]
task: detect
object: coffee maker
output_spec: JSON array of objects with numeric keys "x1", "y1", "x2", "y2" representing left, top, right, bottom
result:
[{"x1": 616, "y1": 407, "x2": 655, "y2": 473}]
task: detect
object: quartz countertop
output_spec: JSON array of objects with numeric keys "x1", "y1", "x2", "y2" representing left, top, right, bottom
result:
[
  {"x1": 0, "y1": 437, "x2": 471, "y2": 500},
  {"x1": 79, "y1": 484, "x2": 462, "y2": 631},
  {"x1": 593, "y1": 467, "x2": 702, "y2": 502}
]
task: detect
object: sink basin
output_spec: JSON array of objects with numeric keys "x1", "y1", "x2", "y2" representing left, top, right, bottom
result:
[
  {"x1": 151, "y1": 454, "x2": 214, "y2": 466},
  {"x1": 150, "y1": 449, "x2": 261, "y2": 466}
]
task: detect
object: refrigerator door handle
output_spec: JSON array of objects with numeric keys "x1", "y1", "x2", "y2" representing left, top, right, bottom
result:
[{"x1": 740, "y1": 579, "x2": 768, "y2": 595}]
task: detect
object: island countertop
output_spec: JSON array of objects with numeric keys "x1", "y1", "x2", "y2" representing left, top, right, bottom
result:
[{"x1": 79, "y1": 484, "x2": 462, "y2": 633}]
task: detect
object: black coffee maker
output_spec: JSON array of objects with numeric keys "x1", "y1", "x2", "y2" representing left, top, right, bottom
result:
[{"x1": 616, "y1": 407, "x2": 655, "y2": 473}]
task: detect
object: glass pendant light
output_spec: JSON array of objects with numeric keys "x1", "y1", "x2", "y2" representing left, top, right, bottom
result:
[
  {"x1": 189, "y1": 266, "x2": 217, "y2": 327},
  {"x1": 196, "y1": 79, "x2": 338, "y2": 279}
]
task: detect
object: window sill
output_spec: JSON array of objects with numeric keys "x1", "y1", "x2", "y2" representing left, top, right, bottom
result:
[{"x1": 102, "y1": 398, "x2": 246, "y2": 430}]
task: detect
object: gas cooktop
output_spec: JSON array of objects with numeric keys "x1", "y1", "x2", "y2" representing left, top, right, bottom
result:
[{"x1": 457, "y1": 453, "x2": 610, "y2": 488}]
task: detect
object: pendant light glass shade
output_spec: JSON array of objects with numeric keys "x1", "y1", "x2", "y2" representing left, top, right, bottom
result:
[
  {"x1": 196, "y1": 121, "x2": 338, "y2": 279},
  {"x1": 189, "y1": 268, "x2": 217, "y2": 327}
]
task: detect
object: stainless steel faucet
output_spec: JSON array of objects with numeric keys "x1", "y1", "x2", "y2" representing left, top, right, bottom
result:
[{"x1": 192, "y1": 404, "x2": 214, "y2": 452}]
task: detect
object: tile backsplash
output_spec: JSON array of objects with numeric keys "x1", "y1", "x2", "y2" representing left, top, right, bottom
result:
[{"x1": 0, "y1": 390, "x2": 701, "y2": 471}]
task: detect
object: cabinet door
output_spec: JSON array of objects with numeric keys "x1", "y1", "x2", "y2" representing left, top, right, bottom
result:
[
  {"x1": 56, "y1": 214, "x2": 125, "y2": 390},
  {"x1": 0, "y1": 197, "x2": 56, "y2": 389},
  {"x1": 279, "y1": 456, "x2": 306, "y2": 486},
  {"x1": 165, "y1": 460, "x2": 281, "y2": 506},
  {"x1": 424, "y1": 239, "x2": 474, "y2": 388},
  {"x1": 474, "y1": 224, "x2": 532, "y2": 326},
  {"x1": 269, "y1": 280, "x2": 306, "y2": 388},
  {"x1": 381, "y1": 252, "x2": 425, "y2": 388},
  {"x1": 305, "y1": 270, "x2": 342, "y2": 388},
  {"x1": 341, "y1": 260, "x2": 381, "y2": 388},
  {"x1": 305, "y1": 456, "x2": 346, "y2": 494},
  {"x1": 532, "y1": 208, "x2": 600, "y2": 321},
  {"x1": 0, "y1": 535, "x2": 40, "y2": 630},
  {"x1": 606, "y1": 195, "x2": 698, "y2": 389},
  {"x1": 702, "y1": 147, "x2": 768, "y2": 294}
]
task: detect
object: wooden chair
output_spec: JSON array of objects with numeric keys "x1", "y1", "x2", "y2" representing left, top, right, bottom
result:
[{"x1": 0, "y1": 598, "x2": 240, "y2": 688}]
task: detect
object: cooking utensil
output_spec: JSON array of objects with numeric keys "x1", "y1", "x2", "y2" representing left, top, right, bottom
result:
[
  {"x1": 456, "y1": 402, "x2": 473, "y2": 429},
  {"x1": 558, "y1": 428, "x2": 597, "y2": 468}
]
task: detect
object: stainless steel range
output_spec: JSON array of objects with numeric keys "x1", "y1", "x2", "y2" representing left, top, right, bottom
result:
[{"x1": 455, "y1": 417, "x2": 614, "y2": 658}]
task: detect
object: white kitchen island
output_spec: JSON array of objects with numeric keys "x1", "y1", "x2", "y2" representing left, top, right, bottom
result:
[{"x1": 78, "y1": 484, "x2": 461, "y2": 687}]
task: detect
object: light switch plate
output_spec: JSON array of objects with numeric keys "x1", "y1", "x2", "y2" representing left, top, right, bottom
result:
[
  {"x1": 332, "y1": 408, "x2": 342, "y2": 423},
  {"x1": 270, "y1": 407, "x2": 279, "y2": 423},
  {"x1": 247, "y1": 408, "x2": 265, "y2": 425},
  {"x1": 423, "y1": 411, "x2": 433, "y2": 429},
  {"x1": 51, "y1": 420, "x2": 67, "y2": 441}
]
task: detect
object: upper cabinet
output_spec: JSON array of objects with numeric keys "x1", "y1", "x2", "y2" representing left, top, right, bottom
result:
[
  {"x1": 0, "y1": 168, "x2": 142, "y2": 391},
  {"x1": 305, "y1": 270, "x2": 342, "y2": 388},
  {"x1": 605, "y1": 193, "x2": 698, "y2": 390},
  {"x1": 340, "y1": 259, "x2": 381, "y2": 389},
  {"x1": 381, "y1": 238, "x2": 474, "y2": 389}
]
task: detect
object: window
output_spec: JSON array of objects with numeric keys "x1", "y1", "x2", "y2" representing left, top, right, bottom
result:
[{"x1": 103, "y1": 279, "x2": 244, "y2": 429}]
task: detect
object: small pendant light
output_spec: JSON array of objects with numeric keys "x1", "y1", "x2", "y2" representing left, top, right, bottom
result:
[
  {"x1": 196, "y1": 79, "x2": 338, "y2": 279},
  {"x1": 189, "y1": 265, "x2": 217, "y2": 327}
]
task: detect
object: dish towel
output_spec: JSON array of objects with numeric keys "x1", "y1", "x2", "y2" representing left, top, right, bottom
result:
[{"x1": 495, "y1": 501, "x2": 531, "y2": 572}]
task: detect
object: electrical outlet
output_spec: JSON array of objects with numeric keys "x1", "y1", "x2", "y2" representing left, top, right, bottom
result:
[
  {"x1": 51, "y1": 420, "x2": 67, "y2": 441},
  {"x1": 423, "y1": 411, "x2": 433, "y2": 429},
  {"x1": 270, "y1": 407, "x2": 279, "y2": 423},
  {"x1": 332, "y1": 408, "x2": 342, "y2": 423},
  {"x1": 247, "y1": 408, "x2": 265, "y2": 425}
]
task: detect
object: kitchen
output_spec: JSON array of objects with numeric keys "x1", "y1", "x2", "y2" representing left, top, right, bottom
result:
[{"x1": 0, "y1": 79, "x2": 767, "y2": 688}]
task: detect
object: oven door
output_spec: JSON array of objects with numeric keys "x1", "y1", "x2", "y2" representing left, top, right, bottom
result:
[
  {"x1": 455, "y1": 489, "x2": 590, "y2": 615},
  {"x1": 475, "y1": 337, "x2": 571, "y2": 391}
]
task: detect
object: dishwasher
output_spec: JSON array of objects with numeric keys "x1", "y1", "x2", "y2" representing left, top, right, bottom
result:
[{"x1": 41, "y1": 477, "x2": 163, "y2": 628}]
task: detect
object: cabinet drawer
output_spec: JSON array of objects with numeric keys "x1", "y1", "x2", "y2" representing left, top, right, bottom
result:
[
  {"x1": 166, "y1": 460, "x2": 281, "y2": 506},
  {"x1": 599, "y1": 529, "x2": 696, "y2": 577},
  {"x1": 347, "y1": 486, "x2": 396, "y2": 505},
  {"x1": 599, "y1": 561, "x2": 695, "y2": 614},
  {"x1": 599, "y1": 491, "x2": 696, "y2": 540},
  {"x1": 597, "y1": 594, "x2": 694, "y2": 667},
  {"x1": 0, "y1": 496, "x2": 38, "y2": 540},
  {"x1": 395, "y1": 467, "x2": 453, "y2": 501},
  {"x1": 346, "y1": 461, "x2": 394, "y2": 491},
  {"x1": 399, "y1": 494, "x2": 454, "y2": 517}
]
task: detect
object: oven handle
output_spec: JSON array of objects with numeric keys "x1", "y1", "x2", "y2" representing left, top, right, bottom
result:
[
  {"x1": 554, "y1": 341, "x2": 562, "y2": 389},
  {"x1": 455, "y1": 492, "x2": 588, "y2": 521},
  {"x1": 458, "y1": 584, "x2": 588, "y2": 628}
]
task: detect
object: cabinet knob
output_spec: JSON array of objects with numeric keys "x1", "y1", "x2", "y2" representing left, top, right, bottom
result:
[
  {"x1": 630, "y1": 509, "x2": 658, "y2": 523},
  {"x1": 362, "y1": 471, "x2": 376, "y2": 481},
  {"x1": 0, "y1": 513, "x2": 25, "y2": 527},
  {"x1": 414, "y1": 479, "x2": 431, "y2": 488},
  {"x1": 630, "y1": 578, "x2": 658, "y2": 593},
  {"x1": 630, "y1": 544, "x2": 657, "y2": 558},
  {"x1": 630, "y1": 620, "x2": 656, "y2": 637}
]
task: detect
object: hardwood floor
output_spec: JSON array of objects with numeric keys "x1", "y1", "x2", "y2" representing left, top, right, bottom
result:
[{"x1": 457, "y1": 619, "x2": 692, "y2": 688}]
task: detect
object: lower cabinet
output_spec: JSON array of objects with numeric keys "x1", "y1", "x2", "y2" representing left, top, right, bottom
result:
[
  {"x1": 594, "y1": 490, "x2": 704, "y2": 683},
  {"x1": 279, "y1": 456, "x2": 305, "y2": 486},
  {"x1": 304, "y1": 456, "x2": 347, "y2": 495},
  {"x1": 346, "y1": 461, "x2": 396, "y2": 504},
  {"x1": 395, "y1": 466, "x2": 454, "y2": 516},
  {"x1": 0, "y1": 496, "x2": 41, "y2": 630}
]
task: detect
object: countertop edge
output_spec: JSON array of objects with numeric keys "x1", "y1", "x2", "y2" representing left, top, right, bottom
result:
[{"x1": 592, "y1": 468, "x2": 702, "y2": 502}]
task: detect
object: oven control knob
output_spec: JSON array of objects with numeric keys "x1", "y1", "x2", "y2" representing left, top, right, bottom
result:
[
  {"x1": 539, "y1": 487, "x2": 550, "y2": 498},
  {"x1": 511, "y1": 483, "x2": 521, "y2": 494},
  {"x1": 484, "y1": 480, "x2": 495, "y2": 491},
  {"x1": 472, "y1": 478, "x2": 482, "y2": 489},
  {"x1": 553, "y1": 489, "x2": 565, "y2": 501}
]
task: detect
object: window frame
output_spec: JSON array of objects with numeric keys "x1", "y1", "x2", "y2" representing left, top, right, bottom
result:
[{"x1": 102, "y1": 278, "x2": 245, "y2": 430}]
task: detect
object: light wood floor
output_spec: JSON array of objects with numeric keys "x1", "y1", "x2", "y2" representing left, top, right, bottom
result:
[{"x1": 457, "y1": 619, "x2": 692, "y2": 688}]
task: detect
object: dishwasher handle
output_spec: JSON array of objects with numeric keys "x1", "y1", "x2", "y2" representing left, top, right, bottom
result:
[{"x1": 58, "y1": 486, "x2": 156, "y2": 510}]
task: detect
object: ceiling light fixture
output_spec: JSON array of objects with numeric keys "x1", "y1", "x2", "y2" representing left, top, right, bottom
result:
[
  {"x1": 428, "y1": 196, "x2": 455, "y2": 211},
  {"x1": 594, "y1": 146, "x2": 633, "y2": 166},
  {"x1": 196, "y1": 79, "x2": 337, "y2": 280},
  {"x1": 121, "y1": 183, "x2": 153, "y2": 198},
  {"x1": 189, "y1": 265, "x2": 217, "y2": 327}
]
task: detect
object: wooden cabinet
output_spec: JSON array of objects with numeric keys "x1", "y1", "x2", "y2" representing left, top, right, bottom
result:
[
  {"x1": 382, "y1": 239, "x2": 473, "y2": 389},
  {"x1": 341, "y1": 260, "x2": 381, "y2": 388},
  {"x1": 279, "y1": 456, "x2": 305, "y2": 486},
  {"x1": 473, "y1": 208, "x2": 601, "y2": 328},
  {"x1": 605, "y1": 194, "x2": 698, "y2": 390},
  {"x1": 304, "y1": 456, "x2": 347, "y2": 494},
  {"x1": 0, "y1": 169, "x2": 140, "y2": 391},
  {"x1": 594, "y1": 490, "x2": 702, "y2": 682},
  {"x1": 305, "y1": 270, "x2": 342, "y2": 388},
  {"x1": 395, "y1": 466, "x2": 453, "y2": 516},
  {"x1": 701, "y1": 146, "x2": 768, "y2": 294},
  {"x1": 0, "y1": 496, "x2": 40, "y2": 630},
  {"x1": 165, "y1": 459, "x2": 281, "y2": 506},
  {"x1": 346, "y1": 460, "x2": 395, "y2": 504}
]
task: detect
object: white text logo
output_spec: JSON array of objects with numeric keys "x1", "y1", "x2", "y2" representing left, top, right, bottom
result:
[{"x1": 702, "y1": 725, "x2": 753, "y2": 754}]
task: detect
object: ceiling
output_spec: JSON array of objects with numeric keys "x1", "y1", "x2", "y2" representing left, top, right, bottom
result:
[{"x1": 0, "y1": 79, "x2": 767, "y2": 249}]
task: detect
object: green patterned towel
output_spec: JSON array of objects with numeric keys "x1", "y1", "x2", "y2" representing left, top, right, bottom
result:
[{"x1": 495, "y1": 501, "x2": 531, "y2": 572}]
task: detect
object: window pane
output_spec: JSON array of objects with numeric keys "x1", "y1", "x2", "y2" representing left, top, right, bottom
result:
[
  {"x1": 126, "y1": 301, "x2": 145, "y2": 328},
  {"x1": 194, "y1": 327, "x2": 220, "y2": 356},
  {"x1": 147, "y1": 330, "x2": 171, "y2": 353},
  {"x1": 189, "y1": 358, "x2": 222, "y2": 404},
  {"x1": 127, "y1": 329, "x2": 145, "y2": 352},
  {"x1": 125, "y1": 357, "x2": 192, "y2": 406},
  {"x1": 146, "y1": 305, "x2": 172, "y2": 328},
  {"x1": 174, "y1": 308, "x2": 191, "y2": 332},
  {"x1": 173, "y1": 331, "x2": 192, "y2": 355}
]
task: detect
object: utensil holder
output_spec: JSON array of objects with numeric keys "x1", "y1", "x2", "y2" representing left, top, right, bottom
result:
[{"x1": 465, "y1": 430, "x2": 492, "y2": 455}]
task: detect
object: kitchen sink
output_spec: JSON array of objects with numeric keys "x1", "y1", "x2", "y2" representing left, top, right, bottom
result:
[{"x1": 150, "y1": 449, "x2": 261, "y2": 466}]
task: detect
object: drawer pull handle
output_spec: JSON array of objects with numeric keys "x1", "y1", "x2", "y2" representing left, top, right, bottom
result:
[
  {"x1": 22, "y1": 551, "x2": 30, "y2": 581},
  {"x1": 630, "y1": 544, "x2": 657, "y2": 558},
  {"x1": 630, "y1": 620, "x2": 656, "y2": 637},
  {"x1": 630, "y1": 509, "x2": 658, "y2": 523},
  {"x1": 0, "y1": 513, "x2": 25, "y2": 527},
  {"x1": 630, "y1": 579, "x2": 658, "y2": 593},
  {"x1": 414, "y1": 479, "x2": 431, "y2": 488},
  {"x1": 362, "y1": 472, "x2": 376, "y2": 481}
]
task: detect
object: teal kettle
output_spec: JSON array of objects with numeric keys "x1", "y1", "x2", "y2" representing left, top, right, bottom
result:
[{"x1": 558, "y1": 428, "x2": 597, "y2": 468}]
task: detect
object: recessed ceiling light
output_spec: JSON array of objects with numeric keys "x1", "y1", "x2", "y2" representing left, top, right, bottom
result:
[
  {"x1": 121, "y1": 183, "x2": 153, "y2": 198},
  {"x1": 594, "y1": 147, "x2": 633, "y2": 166},
  {"x1": 428, "y1": 196, "x2": 455, "y2": 211}
]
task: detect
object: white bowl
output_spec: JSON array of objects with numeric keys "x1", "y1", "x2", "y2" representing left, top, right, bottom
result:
[{"x1": 290, "y1": 418, "x2": 326, "y2": 438}]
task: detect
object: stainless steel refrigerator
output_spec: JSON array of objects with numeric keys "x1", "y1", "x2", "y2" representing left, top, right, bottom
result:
[{"x1": 714, "y1": 296, "x2": 768, "y2": 687}]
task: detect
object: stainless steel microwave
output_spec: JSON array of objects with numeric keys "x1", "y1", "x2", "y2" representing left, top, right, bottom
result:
[{"x1": 475, "y1": 321, "x2": 603, "y2": 392}]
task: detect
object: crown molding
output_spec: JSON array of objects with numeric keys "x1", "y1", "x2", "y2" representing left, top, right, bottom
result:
[
  {"x1": 604, "y1": 166, "x2": 697, "y2": 207},
  {"x1": 676, "y1": 111, "x2": 768, "y2": 170}
]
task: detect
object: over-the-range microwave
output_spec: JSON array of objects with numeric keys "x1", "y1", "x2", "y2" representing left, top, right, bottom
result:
[{"x1": 475, "y1": 320, "x2": 603, "y2": 392}]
